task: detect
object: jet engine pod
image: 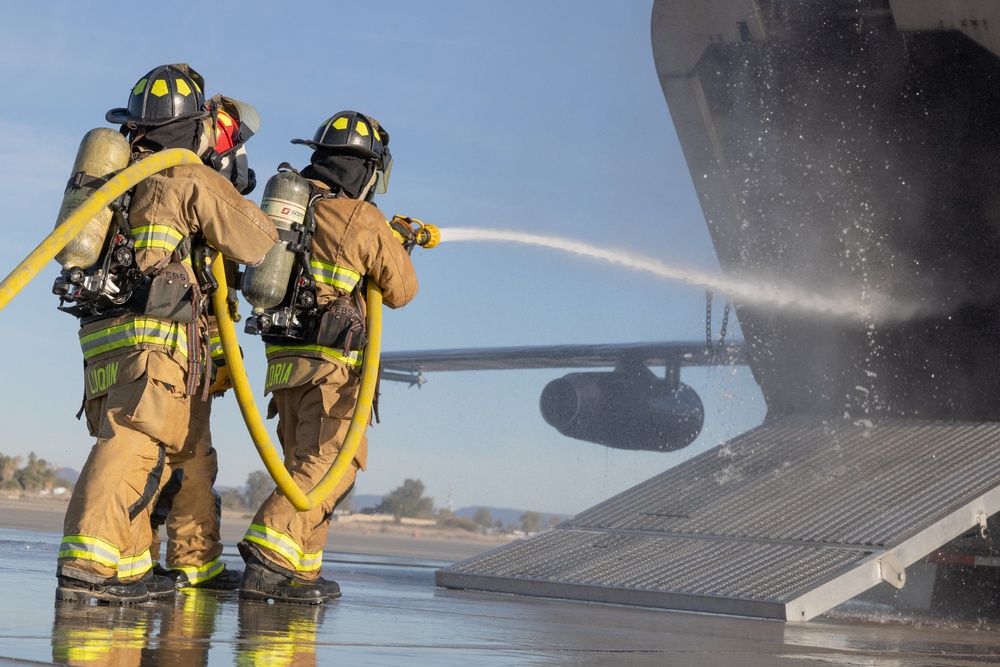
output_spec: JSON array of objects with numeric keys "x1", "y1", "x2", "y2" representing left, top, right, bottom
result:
[{"x1": 539, "y1": 369, "x2": 704, "y2": 452}]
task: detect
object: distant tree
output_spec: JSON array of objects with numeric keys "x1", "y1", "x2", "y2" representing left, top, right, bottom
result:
[
  {"x1": 376, "y1": 478, "x2": 434, "y2": 519},
  {"x1": 337, "y1": 487, "x2": 355, "y2": 513},
  {"x1": 0, "y1": 453, "x2": 23, "y2": 488},
  {"x1": 245, "y1": 471, "x2": 274, "y2": 509},
  {"x1": 548, "y1": 516, "x2": 562, "y2": 528},
  {"x1": 436, "y1": 510, "x2": 479, "y2": 532},
  {"x1": 520, "y1": 510, "x2": 542, "y2": 534},
  {"x1": 472, "y1": 508, "x2": 493, "y2": 529},
  {"x1": 16, "y1": 453, "x2": 56, "y2": 490},
  {"x1": 219, "y1": 488, "x2": 247, "y2": 511}
]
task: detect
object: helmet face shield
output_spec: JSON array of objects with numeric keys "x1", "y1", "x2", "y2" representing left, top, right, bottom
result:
[
  {"x1": 294, "y1": 110, "x2": 393, "y2": 197},
  {"x1": 374, "y1": 150, "x2": 392, "y2": 194}
]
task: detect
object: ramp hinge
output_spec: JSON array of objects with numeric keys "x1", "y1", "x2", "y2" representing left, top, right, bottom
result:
[{"x1": 878, "y1": 552, "x2": 906, "y2": 590}]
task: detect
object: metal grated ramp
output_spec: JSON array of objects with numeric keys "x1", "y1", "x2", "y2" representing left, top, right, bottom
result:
[{"x1": 436, "y1": 416, "x2": 1000, "y2": 621}]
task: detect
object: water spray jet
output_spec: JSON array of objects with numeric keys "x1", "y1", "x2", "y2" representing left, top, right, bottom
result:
[{"x1": 436, "y1": 227, "x2": 924, "y2": 323}]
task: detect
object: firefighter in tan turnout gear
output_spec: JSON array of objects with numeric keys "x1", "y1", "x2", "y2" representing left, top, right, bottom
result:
[
  {"x1": 238, "y1": 111, "x2": 418, "y2": 604},
  {"x1": 147, "y1": 93, "x2": 263, "y2": 592},
  {"x1": 54, "y1": 63, "x2": 278, "y2": 604}
]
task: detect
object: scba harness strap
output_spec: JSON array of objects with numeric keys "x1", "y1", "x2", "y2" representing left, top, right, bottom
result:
[
  {"x1": 59, "y1": 206, "x2": 216, "y2": 398},
  {"x1": 250, "y1": 173, "x2": 368, "y2": 362}
]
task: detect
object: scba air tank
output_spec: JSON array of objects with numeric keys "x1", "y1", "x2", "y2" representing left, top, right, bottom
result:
[
  {"x1": 242, "y1": 170, "x2": 311, "y2": 313},
  {"x1": 53, "y1": 128, "x2": 131, "y2": 269}
]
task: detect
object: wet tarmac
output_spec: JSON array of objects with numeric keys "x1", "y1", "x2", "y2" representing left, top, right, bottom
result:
[{"x1": 2, "y1": 527, "x2": 1000, "y2": 666}]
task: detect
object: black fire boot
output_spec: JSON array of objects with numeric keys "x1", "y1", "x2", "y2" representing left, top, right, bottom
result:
[
  {"x1": 153, "y1": 563, "x2": 243, "y2": 591},
  {"x1": 313, "y1": 576, "x2": 342, "y2": 600},
  {"x1": 138, "y1": 569, "x2": 176, "y2": 600},
  {"x1": 55, "y1": 574, "x2": 149, "y2": 604},
  {"x1": 152, "y1": 563, "x2": 184, "y2": 587},
  {"x1": 238, "y1": 541, "x2": 326, "y2": 605},
  {"x1": 193, "y1": 567, "x2": 243, "y2": 591}
]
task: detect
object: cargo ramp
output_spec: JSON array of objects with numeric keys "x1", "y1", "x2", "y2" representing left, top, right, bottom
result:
[{"x1": 436, "y1": 417, "x2": 1000, "y2": 621}]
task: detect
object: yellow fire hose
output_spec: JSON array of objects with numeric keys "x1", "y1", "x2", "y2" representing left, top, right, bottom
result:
[
  {"x1": 0, "y1": 148, "x2": 202, "y2": 313},
  {"x1": 0, "y1": 144, "x2": 378, "y2": 512},
  {"x1": 209, "y1": 257, "x2": 382, "y2": 512}
]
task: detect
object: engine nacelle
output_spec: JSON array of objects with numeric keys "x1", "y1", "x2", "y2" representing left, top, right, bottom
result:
[{"x1": 539, "y1": 369, "x2": 704, "y2": 452}]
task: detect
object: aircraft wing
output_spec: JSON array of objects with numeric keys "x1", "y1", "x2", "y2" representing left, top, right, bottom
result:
[
  {"x1": 380, "y1": 340, "x2": 747, "y2": 382},
  {"x1": 378, "y1": 340, "x2": 747, "y2": 451}
]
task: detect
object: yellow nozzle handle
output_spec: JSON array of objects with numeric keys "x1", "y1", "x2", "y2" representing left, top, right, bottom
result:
[
  {"x1": 389, "y1": 215, "x2": 439, "y2": 249},
  {"x1": 210, "y1": 258, "x2": 382, "y2": 512},
  {"x1": 0, "y1": 148, "x2": 202, "y2": 313}
]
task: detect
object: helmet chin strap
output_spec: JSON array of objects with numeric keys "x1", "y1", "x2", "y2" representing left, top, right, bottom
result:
[
  {"x1": 196, "y1": 118, "x2": 216, "y2": 159},
  {"x1": 128, "y1": 126, "x2": 148, "y2": 152},
  {"x1": 357, "y1": 169, "x2": 379, "y2": 202}
]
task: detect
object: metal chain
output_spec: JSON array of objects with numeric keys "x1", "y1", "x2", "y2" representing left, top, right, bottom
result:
[
  {"x1": 718, "y1": 301, "x2": 730, "y2": 349},
  {"x1": 705, "y1": 290, "x2": 713, "y2": 350},
  {"x1": 705, "y1": 289, "x2": 731, "y2": 350}
]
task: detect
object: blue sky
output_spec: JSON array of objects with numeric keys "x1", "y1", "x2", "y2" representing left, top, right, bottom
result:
[{"x1": 0, "y1": 1, "x2": 765, "y2": 516}]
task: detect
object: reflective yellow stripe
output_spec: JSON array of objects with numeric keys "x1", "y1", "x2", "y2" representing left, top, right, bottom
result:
[
  {"x1": 55, "y1": 624, "x2": 148, "y2": 663},
  {"x1": 265, "y1": 343, "x2": 362, "y2": 367},
  {"x1": 309, "y1": 258, "x2": 360, "y2": 291},
  {"x1": 174, "y1": 558, "x2": 225, "y2": 585},
  {"x1": 237, "y1": 621, "x2": 317, "y2": 664},
  {"x1": 244, "y1": 523, "x2": 323, "y2": 572},
  {"x1": 210, "y1": 333, "x2": 224, "y2": 361},
  {"x1": 80, "y1": 317, "x2": 188, "y2": 360},
  {"x1": 118, "y1": 550, "x2": 152, "y2": 579},
  {"x1": 131, "y1": 224, "x2": 184, "y2": 253},
  {"x1": 59, "y1": 535, "x2": 119, "y2": 568}
]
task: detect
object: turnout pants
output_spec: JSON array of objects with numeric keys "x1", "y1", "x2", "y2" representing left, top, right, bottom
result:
[
  {"x1": 58, "y1": 351, "x2": 208, "y2": 583},
  {"x1": 243, "y1": 362, "x2": 365, "y2": 582},
  {"x1": 149, "y1": 396, "x2": 225, "y2": 584}
]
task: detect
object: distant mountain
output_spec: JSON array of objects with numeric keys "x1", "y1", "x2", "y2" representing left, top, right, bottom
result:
[
  {"x1": 54, "y1": 467, "x2": 79, "y2": 484},
  {"x1": 349, "y1": 494, "x2": 383, "y2": 511}
]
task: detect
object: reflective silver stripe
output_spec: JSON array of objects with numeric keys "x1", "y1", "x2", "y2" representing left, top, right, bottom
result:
[
  {"x1": 80, "y1": 317, "x2": 188, "y2": 360},
  {"x1": 132, "y1": 224, "x2": 184, "y2": 253},
  {"x1": 265, "y1": 343, "x2": 362, "y2": 367},
  {"x1": 118, "y1": 550, "x2": 153, "y2": 579},
  {"x1": 58, "y1": 535, "x2": 119, "y2": 568},
  {"x1": 299, "y1": 551, "x2": 322, "y2": 571},
  {"x1": 309, "y1": 258, "x2": 360, "y2": 291},
  {"x1": 175, "y1": 558, "x2": 225, "y2": 585},
  {"x1": 244, "y1": 523, "x2": 323, "y2": 573},
  {"x1": 210, "y1": 334, "x2": 224, "y2": 361}
]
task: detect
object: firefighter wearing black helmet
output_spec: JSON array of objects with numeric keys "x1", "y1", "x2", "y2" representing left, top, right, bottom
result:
[
  {"x1": 238, "y1": 111, "x2": 417, "y2": 604},
  {"x1": 55, "y1": 64, "x2": 278, "y2": 604}
]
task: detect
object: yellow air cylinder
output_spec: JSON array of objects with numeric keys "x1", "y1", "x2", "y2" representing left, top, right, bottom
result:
[
  {"x1": 242, "y1": 171, "x2": 311, "y2": 313},
  {"x1": 53, "y1": 128, "x2": 131, "y2": 269}
]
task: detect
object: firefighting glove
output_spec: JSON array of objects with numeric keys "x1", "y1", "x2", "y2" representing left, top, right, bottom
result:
[
  {"x1": 389, "y1": 215, "x2": 417, "y2": 254},
  {"x1": 209, "y1": 364, "x2": 232, "y2": 396}
]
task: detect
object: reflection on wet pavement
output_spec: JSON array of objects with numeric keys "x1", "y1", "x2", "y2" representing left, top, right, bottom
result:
[{"x1": 2, "y1": 528, "x2": 1000, "y2": 667}]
